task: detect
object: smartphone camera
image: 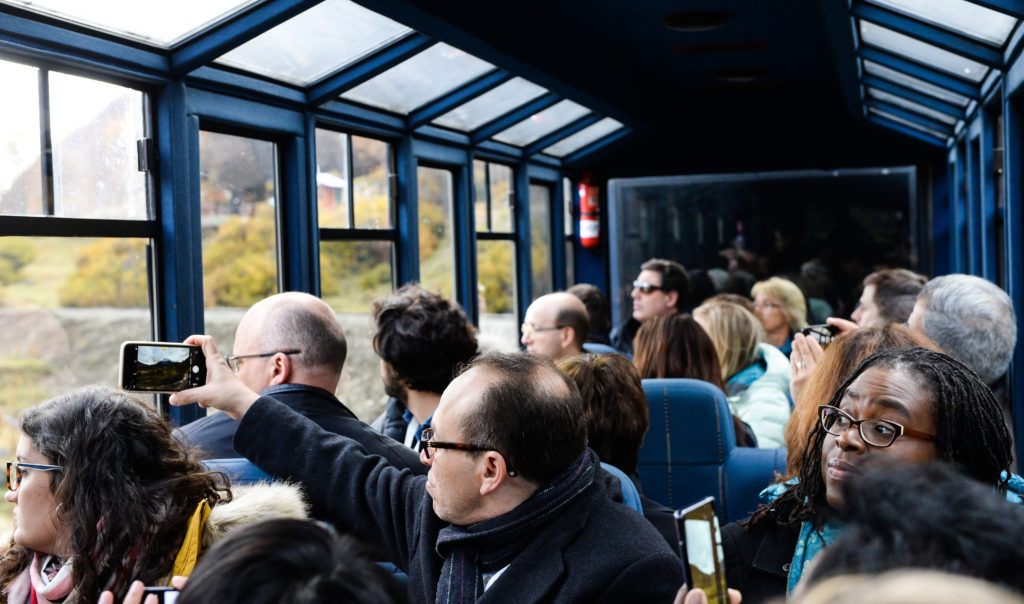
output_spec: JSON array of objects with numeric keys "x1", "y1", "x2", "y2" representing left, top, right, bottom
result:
[
  {"x1": 800, "y1": 324, "x2": 840, "y2": 348},
  {"x1": 119, "y1": 342, "x2": 206, "y2": 393},
  {"x1": 674, "y1": 496, "x2": 728, "y2": 604}
]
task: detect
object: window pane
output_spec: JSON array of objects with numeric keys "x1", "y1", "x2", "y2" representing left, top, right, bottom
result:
[
  {"x1": 49, "y1": 72, "x2": 147, "y2": 219},
  {"x1": 0, "y1": 0, "x2": 257, "y2": 46},
  {"x1": 529, "y1": 184, "x2": 553, "y2": 300},
  {"x1": 417, "y1": 166, "x2": 455, "y2": 299},
  {"x1": 0, "y1": 60, "x2": 42, "y2": 215},
  {"x1": 867, "y1": 87, "x2": 958, "y2": 125},
  {"x1": 199, "y1": 131, "x2": 278, "y2": 309},
  {"x1": 433, "y1": 77, "x2": 548, "y2": 131},
  {"x1": 859, "y1": 21, "x2": 987, "y2": 83},
  {"x1": 543, "y1": 118, "x2": 624, "y2": 158},
  {"x1": 352, "y1": 136, "x2": 392, "y2": 229},
  {"x1": 564, "y1": 177, "x2": 574, "y2": 286},
  {"x1": 862, "y1": 60, "x2": 970, "y2": 107},
  {"x1": 869, "y1": 107, "x2": 949, "y2": 140},
  {"x1": 320, "y1": 240, "x2": 393, "y2": 313},
  {"x1": 477, "y1": 239, "x2": 519, "y2": 352},
  {"x1": 343, "y1": 43, "x2": 495, "y2": 114},
  {"x1": 473, "y1": 159, "x2": 488, "y2": 231},
  {"x1": 867, "y1": 0, "x2": 1017, "y2": 46},
  {"x1": 216, "y1": 0, "x2": 410, "y2": 86},
  {"x1": 493, "y1": 100, "x2": 591, "y2": 146},
  {"x1": 315, "y1": 129, "x2": 350, "y2": 228},
  {"x1": 0, "y1": 234, "x2": 152, "y2": 531},
  {"x1": 489, "y1": 163, "x2": 513, "y2": 233}
]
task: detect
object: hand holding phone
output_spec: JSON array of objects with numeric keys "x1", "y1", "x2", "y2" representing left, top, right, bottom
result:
[
  {"x1": 119, "y1": 342, "x2": 206, "y2": 393},
  {"x1": 800, "y1": 324, "x2": 840, "y2": 348},
  {"x1": 674, "y1": 496, "x2": 728, "y2": 604},
  {"x1": 141, "y1": 587, "x2": 178, "y2": 604}
]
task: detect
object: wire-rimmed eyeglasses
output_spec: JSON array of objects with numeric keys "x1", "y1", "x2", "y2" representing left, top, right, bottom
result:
[{"x1": 224, "y1": 349, "x2": 302, "y2": 372}]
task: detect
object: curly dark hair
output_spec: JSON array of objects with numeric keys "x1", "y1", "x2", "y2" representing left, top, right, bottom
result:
[
  {"x1": 0, "y1": 387, "x2": 229, "y2": 601},
  {"x1": 371, "y1": 283, "x2": 479, "y2": 394},
  {"x1": 746, "y1": 347, "x2": 1011, "y2": 531}
]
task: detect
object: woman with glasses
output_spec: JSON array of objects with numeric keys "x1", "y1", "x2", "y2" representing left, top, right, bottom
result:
[
  {"x1": 0, "y1": 386, "x2": 304, "y2": 604},
  {"x1": 751, "y1": 277, "x2": 808, "y2": 357},
  {"x1": 721, "y1": 347, "x2": 1014, "y2": 603},
  {"x1": 693, "y1": 300, "x2": 791, "y2": 448}
]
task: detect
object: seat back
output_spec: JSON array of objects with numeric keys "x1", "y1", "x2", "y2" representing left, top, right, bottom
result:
[
  {"x1": 582, "y1": 342, "x2": 620, "y2": 355},
  {"x1": 203, "y1": 457, "x2": 273, "y2": 485},
  {"x1": 600, "y1": 462, "x2": 644, "y2": 514},
  {"x1": 637, "y1": 378, "x2": 783, "y2": 523}
]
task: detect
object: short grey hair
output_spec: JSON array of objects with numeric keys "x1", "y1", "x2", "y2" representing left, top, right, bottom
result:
[
  {"x1": 259, "y1": 294, "x2": 347, "y2": 374},
  {"x1": 917, "y1": 275, "x2": 1016, "y2": 384}
]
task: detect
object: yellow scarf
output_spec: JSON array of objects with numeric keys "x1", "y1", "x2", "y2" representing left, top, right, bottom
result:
[{"x1": 172, "y1": 500, "x2": 211, "y2": 577}]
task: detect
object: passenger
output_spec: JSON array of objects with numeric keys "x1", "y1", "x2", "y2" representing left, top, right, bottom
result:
[
  {"x1": 610, "y1": 258, "x2": 690, "y2": 356},
  {"x1": 171, "y1": 345, "x2": 683, "y2": 602},
  {"x1": 555, "y1": 352, "x2": 677, "y2": 547},
  {"x1": 693, "y1": 300, "x2": 790, "y2": 448},
  {"x1": 785, "y1": 325, "x2": 932, "y2": 476},
  {"x1": 370, "y1": 284, "x2": 479, "y2": 452},
  {"x1": 796, "y1": 463, "x2": 1024, "y2": 597},
  {"x1": 794, "y1": 571, "x2": 1024, "y2": 604},
  {"x1": 0, "y1": 386, "x2": 306, "y2": 603},
  {"x1": 567, "y1": 283, "x2": 613, "y2": 345},
  {"x1": 520, "y1": 291, "x2": 589, "y2": 361},
  {"x1": 632, "y1": 314, "x2": 756, "y2": 447},
  {"x1": 750, "y1": 276, "x2": 807, "y2": 357},
  {"x1": 175, "y1": 292, "x2": 423, "y2": 473},
  {"x1": 707, "y1": 292, "x2": 757, "y2": 314},
  {"x1": 722, "y1": 347, "x2": 1013, "y2": 603},
  {"x1": 101, "y1": 518, "x2": 408, "y2": 604},
  {"x1": 850, "y1": 268, "x2": 927, "y2": 327}
]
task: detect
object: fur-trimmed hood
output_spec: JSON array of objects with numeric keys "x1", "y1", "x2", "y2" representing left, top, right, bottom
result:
[{"x1": 201, "y1": 482, "x2": 309, "y2": 548}]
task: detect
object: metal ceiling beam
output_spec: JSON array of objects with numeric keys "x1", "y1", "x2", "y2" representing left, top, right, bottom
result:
[
  {"x1": 867, "y1": 99, "x2": 955, "y2": 135},
  {"x1": 862, "y1": 75, "x2": 964, "y2": 118},
  {"x1": 406, "y1": 69, "x2": 511, "y2": 130},
  {"x1": 523, "y1": 114, "x2": 601, "y2": 157},
  {"x1": 307, "y1": 32, "x2": 434, "y2": 106},
  {"x1": 563, "y1": 127, "x2": 632, "y2": 165},
  {"x1": 965, "y1": 0, "x2": 1024, "y2": 18},
  {"x1": 171, "y1": 0, "x2": 326, "y2": 74},
  {"x1": 469, "y1": 92, "x2": 560, "y2": 145},
  {"x1": 852, "y1": 3, "x2": 1003, "y2": 68},
  {"x1": 867, "y1": 115, "x2": 947, "y2": 147},
  {"x1": 859, "y1": 47, "x2": 981, "y2": 99}
]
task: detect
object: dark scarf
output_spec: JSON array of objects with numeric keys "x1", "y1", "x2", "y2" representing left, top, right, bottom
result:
[{"x1": 433, "y1": 449, "x2": 596, "y2": 603}]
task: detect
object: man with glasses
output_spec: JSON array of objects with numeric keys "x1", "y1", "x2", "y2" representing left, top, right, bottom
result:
[
  {"x1": 610, "y1": 258, "x2": 691, "y2": 356},
  {"x1": 176, "y1": 292, "x2": 422, "y2": 473},
  {"x1": 170, "y1": 348, "x2": 682, "y2": 602},
  {"x1": 520, "y1": 292, "x2": 589, "y2": 361}
]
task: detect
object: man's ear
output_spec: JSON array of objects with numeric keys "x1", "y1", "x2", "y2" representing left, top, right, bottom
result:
[
  {"x1": 665, "y1": 290, "x2": 679, "y2": 311},
  {"x1": 559, "y1": 326, "x2": 576, "y2": 349},
  {"x1": 268, "y1": 352, "x2": 291, "y2": 386},
  {"x1": 479, "y1": 451, "x2": 512, "y2": 496}
]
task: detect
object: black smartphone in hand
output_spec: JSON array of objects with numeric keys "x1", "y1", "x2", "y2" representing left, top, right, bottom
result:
[{"x1": 674, "y1": 496, "x2": 727, "y2": 604}]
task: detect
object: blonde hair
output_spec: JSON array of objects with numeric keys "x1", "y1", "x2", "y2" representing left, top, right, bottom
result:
[
  {"x1": 751, "y1": 277, "x2": 808, "y2": 332},
  {"x1": 795, "y1": 570, "x2": 1024, "y2": 604},
  {"x1": 693, "y1": 300, "x2": 763, "y2": 381}
]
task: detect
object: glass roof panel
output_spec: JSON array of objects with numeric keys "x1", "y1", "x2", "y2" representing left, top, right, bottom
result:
[
  {"x1": 866, "y1": 0, "x2": 1017, "y2": 46},
  {"x1": 432, "y1": 77, "x2": 547, "y2": 131},
  {"x1": 492, "y1": 100, "x2": 591, "y2": 146},
  {"x1": 543, "y1": 118, "x2": 624, "y2": 157},
  {"x1": 215, "y1": 0, "x2": 411, "y2": 86},
  {"x1": 0, "y1": 0, "x2": 258, "y2": 46},
  {"x1": 862, "y1": 60, "x2": 970, "y2": 107},
  {"x1": 859, "y1": 20, "x2": 988, "y2": 83},
  {"x1": 869, "y1": 107, "x2": 949, "y2": 140},
  {"x1": 342, "y1": 43, "x2": 494, "y2": 114},
  {"x1": 866, "y1": 87, "x2": 959, "y2": 125}
]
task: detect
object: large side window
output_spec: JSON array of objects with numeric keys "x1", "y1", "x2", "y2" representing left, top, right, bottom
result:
[
  {"x1": 315, "y1": 128, "x2": 396, "y2": 420},
  {"x1": 0, "y1": 59, "x2": 154, "y2": 533},
  {"x1": 474, "y1": 159, "x2": 517, "y2": 350},
  {"x1": 417, "y1": 165, "x2": 456, "y2": 298},
  {"x1": 529, "y1": 182, "x2": 554, "y2": 300},
  {"x1": 563, "y1": 176, "x2": 575, "y2": 287}
]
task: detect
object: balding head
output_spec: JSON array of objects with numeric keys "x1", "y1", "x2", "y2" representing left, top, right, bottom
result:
[
  {"x1": 233, "y1": 292, "x2": 347, "y2": 393},
  {"x1": 520, "y1": 292, "x2": 589, "y2": 361}
]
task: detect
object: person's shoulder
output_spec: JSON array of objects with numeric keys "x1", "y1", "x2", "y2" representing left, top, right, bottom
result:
[
  {"x1": 579, "y1": 496, "x2": 678, "y2": 557},
  {"x1": 177, "y1": 409, "x2": 236, "y2": 435}
]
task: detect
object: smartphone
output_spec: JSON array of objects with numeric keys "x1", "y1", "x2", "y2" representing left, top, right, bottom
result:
[
  {"x1": 142, "y1": 587, "x2": 179, "y2": 604},
  {"x1": 800, "y1": 323, "x2": 840, "y2": 348},
  {"x1": 674, "y1": 496, "x2": 727, "y2": 604},
  {"x1": 119, "y1": 341, "x2": 206, "y2": 393}
]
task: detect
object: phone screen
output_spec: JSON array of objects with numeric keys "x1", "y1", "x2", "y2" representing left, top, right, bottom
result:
[
  {"x1": 800, "y1": 324, "x2": 839, "y2": 348},
  {"x1": 142, "y1": 587, "x2": 179, "y2": 604},
  {"x1": 674, "y1": 496, "x2": 727, "y2": 604},
  {"x1": 120, "y1": 342, "x2": 205, "y2": 393}
]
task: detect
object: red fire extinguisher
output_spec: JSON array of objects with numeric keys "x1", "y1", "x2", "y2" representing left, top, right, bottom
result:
[{"x1": 578, "y1": 177, "x2": 600, "y2": 249}]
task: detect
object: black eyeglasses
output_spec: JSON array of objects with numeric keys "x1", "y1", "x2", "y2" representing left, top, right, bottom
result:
[
  {"x1": 818, "y1": 405, "x2": 936, "y2": 448},
  {"x1": 632, "y1": 280, "x2": 663, "y2": 294},
  {"x1": 224, "y1": 349, "x2": 302, "y2": 372},
  {"x1": 7, "y1": 461, "x2": 63, "y2": 491},
  {"x1": 420, "y1": 427, "x2": 517, "y2": 477},
  {"x1": 520, "y1": 323, "x2": 565, "y2": 337}
]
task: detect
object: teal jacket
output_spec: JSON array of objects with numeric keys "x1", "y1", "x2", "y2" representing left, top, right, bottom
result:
[{"x1": 727, "y1": 343, "x2": 791, "y2": 449}]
